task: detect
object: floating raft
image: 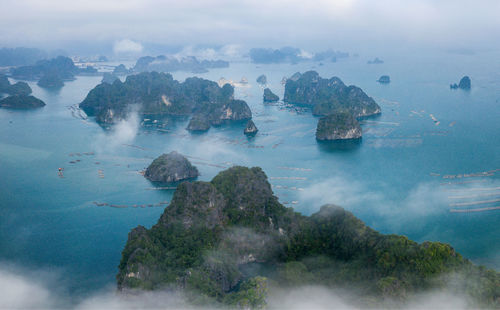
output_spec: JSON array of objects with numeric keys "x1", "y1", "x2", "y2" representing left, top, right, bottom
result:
[
  {"x1": 446, "y1": 186, "x2": 500, "y2": 192},
  {"x1": 277, "y1": 166, "x2": 312, "y2": 172},
  {"x1": 450, "y1": 206, "x2": 500, "y2": 213},
  {"x1": 449, "y1": 198, "x2": 500, "y2": 207},
  {"x1": 92, "y1": 201, "x2": 169, "y2": 209},
  {"x1": 146, "y1": 187, "x2": 177, "y2": 190},
  {"x1": 122, "y1": 144, "x2": 148, "y2": 151},
  {"x1": 448, "y1": 192, "x2": 500, "y2": 200},
  {"x1": 270, "y1": 177, "x2": 307, "y2": 180},
  {"x1": 271, "y1": 185, "x2": 304, "y2": 191}
]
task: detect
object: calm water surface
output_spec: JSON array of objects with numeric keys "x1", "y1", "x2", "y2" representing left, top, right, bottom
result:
[{"x1": 0, "y1": 51, "x2": 498, "y2": 296}]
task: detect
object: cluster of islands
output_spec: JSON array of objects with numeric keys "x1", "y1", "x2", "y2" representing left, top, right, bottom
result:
[{"x1": 0, "y1": 48, "x2": 494, "y2": 309}]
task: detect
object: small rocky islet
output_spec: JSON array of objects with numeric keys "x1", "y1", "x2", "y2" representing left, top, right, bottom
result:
[
  {"x1": 0, "y1": 94, "x2": 45, "y2": 109},
  {"x1": 377, "y1": 75, "x2": 390, "y2": 83},
  {"x1": 263, "y1": 88, "x2": 279, "y2": 103},
  {"x1": 144, "y1": 151, "x2": 199, "y2": 183},
  {"x1": 315, "y1": 111, "x2": 362, "y2": 141},
  {"x1": 243, "y1": 119, "x2": 258, "y2": 135},
  {"x1": 450, "y1": 76, "x2": 471, "y2": 90}
]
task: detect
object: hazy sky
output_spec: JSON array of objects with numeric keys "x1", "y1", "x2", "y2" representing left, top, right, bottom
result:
[{"x1": 1, "y1": 0, "x2": 499, "y2": 53}]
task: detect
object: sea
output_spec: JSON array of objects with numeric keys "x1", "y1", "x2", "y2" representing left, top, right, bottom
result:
[{"x1": 0, "y1": 50, "x2": 499, "y2": 298}]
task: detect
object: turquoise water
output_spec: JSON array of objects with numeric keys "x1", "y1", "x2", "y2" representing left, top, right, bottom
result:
[{"x1": 0, "y1": 51, "x2": 499, "y2": 296}]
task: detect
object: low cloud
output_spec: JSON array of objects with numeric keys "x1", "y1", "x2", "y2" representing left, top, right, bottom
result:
[
  {"x1": 0, "y1": 263, "x2": 478, "y2": 310},
  {"x1": 93, "y1": 110, "x2": 140, "y2": 154},
  {"x1": 113, "y1": 39, "x2": 144, "y2": 54}
]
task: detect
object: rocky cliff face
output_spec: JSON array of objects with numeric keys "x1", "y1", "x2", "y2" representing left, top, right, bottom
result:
[
  {"x1": 284, "y1": 71, "x2": 381, "y2": 118},
  {"x1": 80, "y1": 72, "x2": 252, "y2": 128},
  {"x1": 117, "y1": 166, "x2": 499, "y2": 308},
  {"x1": 144, "y1": 151, "x2": 199, "y2": 183},
  {"x1": 244, "y1": 120, "x2": 258, "y2": 135},
  {"x1": 316, "y1": 111, "x2": 362, "y2": 140}
]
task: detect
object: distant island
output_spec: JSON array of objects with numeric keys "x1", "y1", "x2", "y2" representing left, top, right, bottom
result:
[
  {"x1": 316, "y1": 111, "x2": 362, "y2": 140},
  {"x1": 0, "y1": 47, "x2": 47, "y2": 66},
  {"x1": 37, "y1": 72, "x2": 64, "y2": 88},
  {"x1": 367, "y1": 57, "x2": 384, "y2": 64},
  {"x1": 263, "y1": 88, "x2": 279, "y2": 103},
  {"x1": 117, "y1": 166, "x2": 499, "y2": 309},
  {"x1": 113, "y1": 64, "x2": 131, "y2": 75},
  {"x1": 249, "y1": 47, "x2": 348, "y2": 64},
  {"x1": 144, "y1": 151, "x2": 199, "y2": 183},
  {"x1": 256, "y1": 74, "x2": 267, "y2": 85},
  {"x1": 377, "y1": 75, "x2": 390, "y2": 84},
  {"x1": 79, "y1": 71, "x2": 252, "y2": 129},
  {"x1": 450, "y1": 76, "x2": 471, "y2": 90},
  {"x1": 101, "y1": 72, "x2": 119, "y2": 84},
  {"x1": 134, "y1": 55, "x2": 229, "y2": 73},
  {"x1": 0, "y1": 74, "x2": 32, "y2": 95},
  {"x1": 0, "y1": 94, "x2": 45, "y2": 109},
  {"x1": 10, "y1": 56, "x2": 78, "y2": 80},
  {"x1": 284, "y1": 71, "x2": 381, "y2": 118}
]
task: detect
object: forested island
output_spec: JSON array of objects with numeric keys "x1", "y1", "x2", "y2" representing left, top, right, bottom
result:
[
  {"x1": 284, "y1": 71, "x2": 381, "y2": 118},
  {"x1": 0, "y1": 74, "x2": 32, "y2": 95},
  {"x1": 316, "y1": 111, "x2": 362, "y2": 140},
  {"x1": 79, "y1": 72, "x2": 252, "y2": 129},
  {"x1": 134, "y1": 55, "x2": 229, "y2": 73},
  {"x1": 249, "y1": 47, "x2": 348, "y2": 64},
  {"x1": 144, "y1": 152, "x2": 199, "y2": 183},
  {"x1": 0, "y1": 94, "x2": 45, "y2": 109},
  {"x1": 118, "y1": 166, "x2": 499, "y2": 309}
]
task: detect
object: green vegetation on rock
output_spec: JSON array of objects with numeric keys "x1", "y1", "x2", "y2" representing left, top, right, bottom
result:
[
  {"x1": 0, "y1": 94, "x2": 45, "y2": 109},
  {"x1": 117, "y1": 166, "x2": 499, "y2": 308},
  {"x1": 316, "y1": 111, "x2": 362, "y2": 140},
  {"x1": 284, "y1": 71, "x2": 381, "y2": 118},
  {"x1": 80, "y1": 71, "x2": 252, "y2": 127},
  {"x1": 145, "y1": 151, "x2": 199, "y2": 183}
]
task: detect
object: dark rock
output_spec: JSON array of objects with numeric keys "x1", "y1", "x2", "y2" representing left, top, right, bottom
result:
[
  {"x1": 244, "y1": 120, "x2": 258, "y2": 135},
  {"x1": 144, "y1": 151, "x2": 199, "y2": 183},
  {"x1": 263, "y1": 88, "x2": 279, "y2": 103},
  {"x1": 316, "y1": 111, "x2": 362, "y2": 141},
  {"x1": 37, "y1": 72, "x2": 64, "y2": 88},
  {"x1": 8, "y1": 82, "x2": 32, "y2": 96},
  {"x1": 256, "y1": 74, "x2": 267, "y2": 85},
  {"x1": 450, "y1": 76, "x2": 471, "y2": 90},
  {"x1": 377, "y1": 75, "x2": 390, "y2": 84},
  {"x1": 0, "y1": 75, "x2": 32, "y2": 95},
  {"x1": 10, "y1": 56, "x2": 77, "y2": 80},
  {"x1": 284, "y1": 71, "x2": 381, "y2": 118},
  {"x1": 367, "y1": 57, "x2": 384, "y2": 64},
  {"x1": 79, "y1": 72, "x2": 252, "y2": 126},
  {"x1": 458, "y1": 76, "x2": 471, "y2": 89},
  {"x1": 187, "y1": 115, "x2": 211, "y2": 132},
  {"x1": 0, "y1": 95, "x2": 45, "y2": 109}
]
